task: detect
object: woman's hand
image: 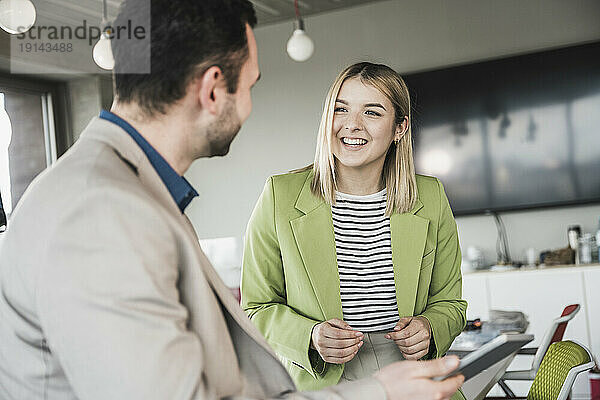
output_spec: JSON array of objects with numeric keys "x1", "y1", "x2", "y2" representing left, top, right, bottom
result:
[
  {"x1": 385, "y1": 316, "x2": 432, "y2": 360},
  {"x1": 310, "y1": 318, "x2": 363, "y2": 364}
]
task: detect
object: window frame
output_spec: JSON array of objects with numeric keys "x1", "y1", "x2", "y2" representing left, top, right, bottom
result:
[{"x1": 0, "y1": 73, "x2": 72, "y2": 160}]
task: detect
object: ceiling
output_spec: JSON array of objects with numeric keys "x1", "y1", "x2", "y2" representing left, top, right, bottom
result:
[
  {"x1": 33, "y1": 0, "x2": 122, "y2": 27},
  {"x1": 32, "y1": 0, "x2": 388, "y2": 28},
  {"x1": 2, "y1": 0, "x2": 387, "y2": 78},
  {"x1": 249, "y1": 0, "x2": 387, "y2": 26}
]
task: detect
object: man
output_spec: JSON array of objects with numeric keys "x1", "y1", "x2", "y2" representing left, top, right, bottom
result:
[{"x1": 0, "y1": 1, "x2": 464, "y2": 399}]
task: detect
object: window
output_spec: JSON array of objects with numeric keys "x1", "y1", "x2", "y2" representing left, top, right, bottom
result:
[{"x1": 0, "y1": 75, "x2": 70, "y2": 221}]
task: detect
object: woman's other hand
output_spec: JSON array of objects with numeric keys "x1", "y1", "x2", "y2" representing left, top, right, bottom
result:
[
  {"x1": 310, "y1": 318, "x2": 363, "y2": 364},
  {"x1": 385, "y1": 316, "x2": 432, "y2": 360}
]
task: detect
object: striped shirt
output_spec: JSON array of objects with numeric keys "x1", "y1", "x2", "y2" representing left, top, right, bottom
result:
[{"x1": 332, "y1": 188, "x2": 399, "y2": 332}]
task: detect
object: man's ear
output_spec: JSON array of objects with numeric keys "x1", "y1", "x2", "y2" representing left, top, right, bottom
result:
[{"x1": 198, "y1": 66, "x2": 226, "y2": 116}]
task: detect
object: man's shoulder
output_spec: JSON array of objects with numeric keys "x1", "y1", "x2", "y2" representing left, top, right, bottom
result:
[
  {"x1": 49, "y1": 140, "x2": 140, "y2": 195},
  {"x1": 11, "y1": 137, "x2": 149, "y2": 231}
]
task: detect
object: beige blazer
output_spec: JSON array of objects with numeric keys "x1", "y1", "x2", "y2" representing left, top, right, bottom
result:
[{"x1": 0, "y1": 117, "x2": 385, "y2": 400}]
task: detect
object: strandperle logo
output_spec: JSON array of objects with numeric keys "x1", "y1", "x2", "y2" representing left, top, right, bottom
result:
[{"x1": 14, "y1": 19, "x2": 147, "y2": 46}]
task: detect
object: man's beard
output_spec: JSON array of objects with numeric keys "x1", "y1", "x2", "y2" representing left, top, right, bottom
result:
[{"x1": 206, "y1": 96, "x2": 242, "y2": 157}]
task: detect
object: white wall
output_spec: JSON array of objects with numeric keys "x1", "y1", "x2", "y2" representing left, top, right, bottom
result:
[{"x1": 185, "y1": 0, "x2": 600, "y2": 264}]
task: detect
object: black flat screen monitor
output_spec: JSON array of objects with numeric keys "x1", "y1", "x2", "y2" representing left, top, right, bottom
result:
[{"x1": 405, "y1": 42, "x2": 600, "y2": 215}]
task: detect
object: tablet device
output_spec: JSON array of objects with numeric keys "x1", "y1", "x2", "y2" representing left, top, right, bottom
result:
[{"x1": 434, "y1": 333, "x2": 534, "y2": 381}]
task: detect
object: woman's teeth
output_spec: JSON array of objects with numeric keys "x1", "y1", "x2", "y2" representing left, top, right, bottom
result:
[{"x1": 342, "y1": 138, "x2": 367, "y2": 145}]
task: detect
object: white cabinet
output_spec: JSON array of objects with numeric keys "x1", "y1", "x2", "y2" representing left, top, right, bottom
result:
[
  {"x1": 462, "y1": 265, "x2": 600, "y2": 399},
  {"x1": 463, "y1": 274, "x2": 490, "y2": 321},
  {"x1": 486, "y1": 269, "x2": 590, "y2": 348},
  {"x1": 584, "y1": 269, "x2": 600, "y2": 367}
]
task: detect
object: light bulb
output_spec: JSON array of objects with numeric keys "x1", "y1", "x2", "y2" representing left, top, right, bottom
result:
[
  {"x1": 287, "y1": 29, "x2": 314, "y2": 62},
  {"x1": 286, "y1": 18, "x2": 314, "y2": 62},
  {"x1": 93, "y1": 33, "x2": 115, "y2": 70},
  {"x1": 0, "y1": 0, "x2": 36, "y2": 34}
]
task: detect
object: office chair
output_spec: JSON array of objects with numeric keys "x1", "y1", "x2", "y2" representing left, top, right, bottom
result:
[
  {"x1": 487, "y1": 340, "x2": 595, "y2": 400},
  {"x1": 498, "y1": 304, "x2": 581, "y2": 397}
]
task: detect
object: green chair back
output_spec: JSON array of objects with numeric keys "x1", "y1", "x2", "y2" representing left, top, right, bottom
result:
[{"x1": 527, "y1": 341, "x2": 591, "y2": 400}]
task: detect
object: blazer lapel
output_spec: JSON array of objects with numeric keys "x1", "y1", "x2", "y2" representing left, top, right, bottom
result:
[
  {"x1": 290, "y1": 174, "x2": 343, "y2": 321},
  {"x1": 85, "y1": 117, "x2": 279, "y2": 360},
  {"x1": 83, "y1": 119, "x2": 247, "y2": 396},
  {"x1": 390, "y1": 198, "x2": 430, "y2": 318},
  {"x1": 179, "y1": 216, "x2": 278, "y2": 359}
]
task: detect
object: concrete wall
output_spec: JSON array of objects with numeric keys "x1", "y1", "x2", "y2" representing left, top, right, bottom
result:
[
  {"x1": 67, "y1": 76, "x2": 113, "y2": 143},
  {"x1": 184, "y1": 0, "x2": 600, "y2": 265}
]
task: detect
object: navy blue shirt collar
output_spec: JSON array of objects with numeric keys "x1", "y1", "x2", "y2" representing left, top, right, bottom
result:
[{"x1": 99, "y1": 110, "x2": 198, "y2": 213}]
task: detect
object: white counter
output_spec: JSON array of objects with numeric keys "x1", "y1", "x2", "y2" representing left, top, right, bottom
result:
[{"x1": 462, "y1": 264, "x2": 600, "y2": 399}]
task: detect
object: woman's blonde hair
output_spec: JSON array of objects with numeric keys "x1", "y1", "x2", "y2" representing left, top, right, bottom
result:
[{"x1": 310, "y1": 62, "x2": 418, "y2": 216}]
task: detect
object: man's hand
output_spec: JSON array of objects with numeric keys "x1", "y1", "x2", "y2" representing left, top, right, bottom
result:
[
  {"x1": 374, "y1": 356, "x2": 464, "y2": 400},
  {"x1": 386, "y1": 316, "x2": 432, "y2": 360},
  {"x1": 310, "y1": 319, "x2": 363, "y2": 364}
]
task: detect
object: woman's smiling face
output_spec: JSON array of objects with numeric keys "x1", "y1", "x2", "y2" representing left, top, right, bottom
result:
[{"x1": 331, "y1": 77, "x2": 399, "y2": 170}]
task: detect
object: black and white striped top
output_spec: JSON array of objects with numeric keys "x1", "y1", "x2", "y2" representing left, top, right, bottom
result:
[{"x1": 332, "y1": 188, "x2": 399, "y2": 332}]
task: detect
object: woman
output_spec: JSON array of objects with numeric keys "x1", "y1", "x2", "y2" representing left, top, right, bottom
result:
[{"x1": 241, "y1": 62, "x2": 467, "y2": 396}]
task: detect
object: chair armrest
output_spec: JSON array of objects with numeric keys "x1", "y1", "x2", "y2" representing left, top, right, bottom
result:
[
  {"x1": 516, "y1": 347, "x2": 538, "y2": 355},
  {"x1": 447, "y1": 350, "x2": 471, "y2": 357},
  {"x1": 502, "y1": 370, "x2": 536, "y2": 380}
]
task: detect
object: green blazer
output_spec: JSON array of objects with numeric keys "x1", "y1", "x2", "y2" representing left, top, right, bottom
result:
[{"x1": 241, "y1": 169, "x2": 467, "y2": 391}]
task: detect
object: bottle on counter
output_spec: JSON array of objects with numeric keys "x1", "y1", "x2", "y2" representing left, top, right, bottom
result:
[
  {"x1": 578, "y1": 233, "x2": 595, "y2": 264},
  {"x1": 568, "y1": 225, "x2": 581, "y2": 264}
]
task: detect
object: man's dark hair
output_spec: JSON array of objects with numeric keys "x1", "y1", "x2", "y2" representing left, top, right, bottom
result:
[{"x1": 112, "y1": 0, "x2": 257, "y2": 116}]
